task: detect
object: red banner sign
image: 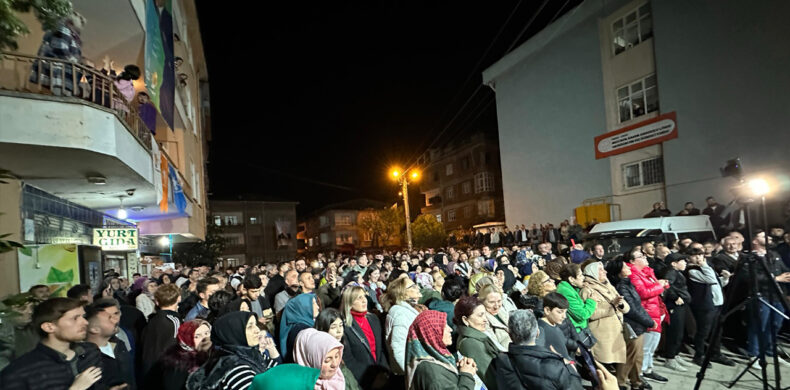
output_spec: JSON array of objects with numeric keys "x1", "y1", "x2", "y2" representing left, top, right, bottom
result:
[{"x1": 594, "y1": 112, "x2": 678, "y2": 159}]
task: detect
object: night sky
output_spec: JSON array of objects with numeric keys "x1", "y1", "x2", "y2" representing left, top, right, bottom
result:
[{"x1": 197, "y1": 0, "x2": 581, "y2": 216}]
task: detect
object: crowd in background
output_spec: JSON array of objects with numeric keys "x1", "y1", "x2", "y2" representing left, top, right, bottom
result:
[{"x1": 1, "y1": 218, "x2": 790, "y2": 390}]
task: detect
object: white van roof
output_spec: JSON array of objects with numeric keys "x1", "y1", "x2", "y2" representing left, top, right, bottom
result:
[{"x1": 589, "y1": 215, "x2": 713, "y2": 234}]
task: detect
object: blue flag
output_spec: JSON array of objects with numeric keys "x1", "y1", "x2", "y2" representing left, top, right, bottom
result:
[{"x1": 168, "y1": 164, "x2": 187, "y2": 213}]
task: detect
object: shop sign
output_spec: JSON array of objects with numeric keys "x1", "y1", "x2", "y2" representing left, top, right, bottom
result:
[
  {"x1": 595, "y1": 112, "x2": 678, "y2": 159},
  {"x1": 93, "y1": 228, "x2": 139, "y2": 251}
]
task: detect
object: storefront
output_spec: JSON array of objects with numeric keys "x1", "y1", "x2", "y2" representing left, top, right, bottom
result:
[{"x1": 93, "y1": 227, "x2": 140, "y2": 278}]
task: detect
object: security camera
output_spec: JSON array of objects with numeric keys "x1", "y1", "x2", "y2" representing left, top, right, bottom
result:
[{"x1": 126, "y1": 188, "x2": 136, "y2": 196}]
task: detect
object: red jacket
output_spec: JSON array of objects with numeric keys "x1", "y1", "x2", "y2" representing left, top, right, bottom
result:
[{"x1": 628, "y1": 263, "x2": 669, "y2": 332}]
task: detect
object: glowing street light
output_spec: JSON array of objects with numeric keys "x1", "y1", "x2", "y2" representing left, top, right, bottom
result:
[
  {"x1": 159, "y1": 236, "x2": 171, "y2": 247},
  {"x1": 389, "y1": 166, "x2": 420, "y2": 251},
  {"x1": 748, "y1": 178, "x2": 769, "y2": 197}
]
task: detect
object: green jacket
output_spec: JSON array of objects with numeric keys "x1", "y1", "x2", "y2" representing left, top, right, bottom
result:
[
  {"x1": 341, "y1": 364, "x2": 361, "y2": 390},
  {"x1": 456, "y1": 325, "x2": 500, "y2": 390},
  {"x1": 411, "y1": 361, "x2": 475, "y2": 390},
  {"x1": 419, "y1": 288, "x2": 441, "y2": 305},
  {"x1": 557, "y1": 281, "x2": 597, "y2": 332},
  {"x1": 251, "y1": 364, "x2": 319, "y2": 390}
]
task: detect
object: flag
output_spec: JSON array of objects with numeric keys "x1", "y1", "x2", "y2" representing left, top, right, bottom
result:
[
  {"x1": 160, "y1": 154, "x2": 168, "y2": 212},
  {"x1": 169, "y1": 165, "x2": 187, "y2": 213}
]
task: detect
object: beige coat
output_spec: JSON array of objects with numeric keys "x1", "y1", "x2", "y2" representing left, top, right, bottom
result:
[
  {"x1": 580, "y1": 276, "x2": 630, "y2": 364},
  {"x1": 484, "y1": 309, "x2": 512, "y2": 349}
]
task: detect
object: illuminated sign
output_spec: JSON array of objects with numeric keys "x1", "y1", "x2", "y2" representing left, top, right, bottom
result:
[
  {"x1": 594, "y1": 112, "x2": 678, "y2": 159},
  {"x1": 93, "y1": 228, "x2": 138, "y2": 251}
]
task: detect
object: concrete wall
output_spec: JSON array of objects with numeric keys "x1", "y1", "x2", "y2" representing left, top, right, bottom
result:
[
  {"x1": 484, "y1": 2, "x2": 616, "y2": 224},
  {"x1": 652, "y1": 0, "x2": 790, "y2": 212},
  {"x1": 0, "y1": 180, "x2": 22, "y2": 296}
]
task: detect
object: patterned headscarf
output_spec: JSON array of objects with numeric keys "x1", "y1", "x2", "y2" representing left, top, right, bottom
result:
[{"x1": 405, "y1": 310, "x2": 456, "y2": 388}]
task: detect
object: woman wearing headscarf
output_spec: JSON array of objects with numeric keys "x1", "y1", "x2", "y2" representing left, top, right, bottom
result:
[
  {"x1": 280, "y1": 293, "x2": 320, "y2": 363},
  {"x1": 579, "y1": 261, "x2": 630, "y2": 366},
  {"x1": 315, "y1": 308, "x2": 362, "y2": 390},
  {"x1": 250, "y1": 364, "x2": 320, "y2": 390},
  {"x1": 145, "y1": 319, "x2": 211, "y2": 390},
  {"x1": 294, "y1": 328, "x2": 348, "y2": 390},
  {"x1": 186, "y1": 312, "x2": 279, "y2": 390},
  {"x1": 134, "y1": 278, "x2": 158, "y2": 319},
  {"x1": 406, "y1": 310, "x2": 477, "y2": 390}
]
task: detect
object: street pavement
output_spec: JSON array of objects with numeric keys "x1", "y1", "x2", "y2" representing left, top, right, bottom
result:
[{"x1": 645, "y1": 349, "x2": 790, "y2": 390}]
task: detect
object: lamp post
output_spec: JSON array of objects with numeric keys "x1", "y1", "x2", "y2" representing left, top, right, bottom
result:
[
  {"x1": 748, "y1": 178, "x2": 770, "y2": 233},
  {"x1": 390, "y1": 168, "x2": 420, "y2": 252}
]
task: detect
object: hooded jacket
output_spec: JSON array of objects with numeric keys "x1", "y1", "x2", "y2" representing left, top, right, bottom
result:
[{"x1": 627, "y1": 263, "x2": 668, "y2": 332}]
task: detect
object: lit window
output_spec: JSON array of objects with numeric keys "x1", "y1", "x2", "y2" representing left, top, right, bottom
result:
[
  {"x1": 447, "y1": 209, "x2": 456, "y2": 222},
  {"x1": 477, "y1": 200, "x2": 495, "y2": 217},
  {"x1": 623, "y1": 157, "x2": 664, "y2": 189},
  {"x1": 612, "y1": 3, "x2": 653, "y2": 55},
  {"x1": 436, "y1": 214, "x2": 442, "y2": 222},
  {"x1": 446, "y1": 186, "x2": 455, "y2": 200},
  {"x1": 213, "y1": 216, "x2": 221, "y2": 226},
  {"x1": 249, "y1": 216, "x2": 259, "y2": 224},
  {"x1": 446, "y1": 164, "x2": 454, "y2": 176},
  {"x1": 335, "y1": 214, "x2": 352, "y2": 226},
  {"x1": 617, "y1": 74, "x2": 658, "y2": 123}
]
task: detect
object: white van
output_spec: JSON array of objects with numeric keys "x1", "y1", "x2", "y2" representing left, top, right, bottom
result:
[{"x1": 584, "y1": 215, "x2": 717, "y2": 259}]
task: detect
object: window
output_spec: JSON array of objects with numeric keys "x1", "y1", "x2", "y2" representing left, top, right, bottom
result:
[
  {"x1": 320, "y1": 232, "x2": 330, "y2": 244},
  {"x1": 336, "y1": 232, "x2": 354, "y2": 245},
  {"x1": 335, "y1": 214, "x2": 352, "y2": 226},
  {"x1": 436, "y1": 214, "x2": 442, "y2": 222},
  {"x1": 447, "y1": 209, "x2": 456, "y2": 222},
  {"x1": 617, "y1": 74, "x2": 658, "y2": 123},
  {"x1": 612, "y1": 3, "x2": 653, "y2": 55},
  {"x1": 213, "y1": 215, "x2": 221, "y2": 226},
  {"x1": 477, "y1": 200, "x2": 495, "y2": 217},
  {"x1": 622, "y1": 157, "x2": 664, "y2": 189},
  {"x1": 461, "y1": 157, "x2": 470, "y2": 170},
  {"x1": 362, "y1": 231, "x2": 373, "y2": 242},
  {"x1": 319, "y1": 215, "x2": 329, "y2": 227},
  {"x1": 462, "y1": 181, "x2": 471, "y2": 194},
  {"x1": 446, "y1": 186, "x2": 455, "y2": 200},
  {"x1": 474, "y1": 172, "x2": 495, "y2": 193},
  {"x1": 224, "y1": 215, "x2": 239, "y2": 226},
  {"x1": 446, "y1": 164, "x2": 454, "y2": 176},
  {"x1": 249, "y1": 216, "x2": 259, "y2": 224}
]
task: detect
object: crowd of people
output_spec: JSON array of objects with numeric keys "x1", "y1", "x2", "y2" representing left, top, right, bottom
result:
[{"x1": 1, "y1": 224, "x2": 790, "y2": 390}]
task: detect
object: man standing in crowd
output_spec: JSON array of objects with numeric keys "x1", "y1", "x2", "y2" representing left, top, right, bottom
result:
[
  {"x1": 238, "y1": 274, "x2": 272, "y2": 326},
  {"x1": 185, "y1": 277, "x2": 220, "y2": 320},
  {"x1": 0, "y1": 298, "x2": 106, "y2": 390},
  {"x1": 66, "y1": 284, "x2": 94, "y2": 304},
  {"x1": 140, "y1": 283, "x2": 181, "y2": 376},
  {"x1": 711, "y1": 236, "x2": 741, "y2": 275},
  {"x1": 703, "y1": 196, "x2": 727, "y2": 236},
  {"x1": 591, "y1": 244, "x2": 606, "y2": 262},
  {"x1": 677, "y1": 202, "x2": 701, "y2": 216},
  {"x1": 274, "y1": 269, "x2": 301, "y2": 314},
  {"x1": 85, "y1": 299, "x2": 135, "y2": 389},
  {"x1": 265, "y1": 260, "x2": 290, "y2": 307}
]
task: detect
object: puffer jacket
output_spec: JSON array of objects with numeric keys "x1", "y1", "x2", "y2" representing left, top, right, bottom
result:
[
  {"x1": 495, "y1": 344, "x2": 584, "y2": 390},
  {"x1": 556, "y1": 281, "x2": 597, "y2": 332},
  {"x1": 615, "y1": 278, "x2": 655, "y2": 336},
  {"x1": 627, "y1": 263, "x2": 669, "y2": 332}
]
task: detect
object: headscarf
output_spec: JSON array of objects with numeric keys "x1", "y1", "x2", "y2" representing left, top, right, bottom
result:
[
  {"x1": 294, "y1": 328, "x2": 345, "y2": 390},
  {"x1": 212, "y1": 311, "x2": 270, "y2": 372},
  {"x1": 131, "y1": 276, "x2": 148, "y2": 293},
  {"x1": 178, "y1": 319, "x2": 211, "y2": 351},
  {"x1": 415, "y1": 273, "x2": 434, "y2": 290},
  {"x1": 518, "y1": 260, "x2": 536, "y2": 277},
  {"x1": 279, "y1": 293, "x2": 317, "y2": 352},
  {"x1": 495, "y1": 266, "x2": 516, "y2": 293},
  {"x1": 583, "y1": 261, "x2": 603, "y2": 281},
  {"x1": 250, "y1": 364, "x2": 320, "y2": 390},
  {"x1": 405, "y1": 310, "x2": 456, "y2": 389}
]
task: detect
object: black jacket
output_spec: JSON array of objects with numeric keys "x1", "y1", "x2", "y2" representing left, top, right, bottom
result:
[
  {"x1": 138, "y1": 309, "x2": 180, "y2": 377},
  {"x1": 663, "y1": 268, "x2": 692, "y2": 310},
  {"x1": 685, "y1": 265, "x2": 716, "y2": 311},
  {"x1": 735, "y1": 251, "x2": 789, "y2": 299},
  {"x1": 97, "y1": 336, "x2": 136, "y2": 389},
  {"x1": 265, "y1": 275, "x2": 286, "y2": 308},
  {"x1": 0, "y1": 342, "x2": 107, "y2": 390},
  {"x1": 495, "y1": 344, "x2": 584, "y2": 390},
  {"x1": 343, "y1": 313, "x2": 390, "y2": 389},
  {"x1": 711, "y1": 252, "x2": 740, "y2": 275},
  {"x1": 615, "y1": 278, "x2": 655, "y2": 336}
]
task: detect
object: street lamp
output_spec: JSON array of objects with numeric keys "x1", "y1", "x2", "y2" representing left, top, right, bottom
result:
[
  {"x1": 390, "y1": 166, "x2": 419, "y2": 251},
  {"x1": 748, "y1": 178, "x2": 770, "y2": 235}
]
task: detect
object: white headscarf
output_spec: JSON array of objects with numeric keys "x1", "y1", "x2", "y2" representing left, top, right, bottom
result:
[{"x1": 583, "y1": 261, "x2": 603, "y2": 281}]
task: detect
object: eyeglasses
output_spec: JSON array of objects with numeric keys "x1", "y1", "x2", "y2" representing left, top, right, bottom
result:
[{"x1": 407, "y1": 284, "x2": 420, "y2": 290}]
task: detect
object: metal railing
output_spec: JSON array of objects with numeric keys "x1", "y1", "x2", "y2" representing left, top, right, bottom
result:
[{"x1": 0, "y1": 51, "x2": 153, "y2": 150}]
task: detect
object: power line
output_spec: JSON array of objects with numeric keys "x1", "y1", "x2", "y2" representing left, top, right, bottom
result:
[{"x1": 505, "y1": 0, "x2": 552, "y2": 53}]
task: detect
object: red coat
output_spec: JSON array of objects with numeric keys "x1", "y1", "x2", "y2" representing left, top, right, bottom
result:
[{"x1": 628, "y1": 263, "x2": 669, "y2": 332}]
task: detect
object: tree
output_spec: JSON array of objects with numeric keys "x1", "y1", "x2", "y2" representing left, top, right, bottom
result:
[
  {"x1": 359, "y1": 206, "x2": 405, "y2": 248},
  {"x1": 172, "y1": 221, "x2": 226, "y2": 267},
  {"x1": 0, "y1": 0, "x2": 73, "y2": 51},
  {"x1": 411, "y1": 214, "x2": 445, "y2": 249}
]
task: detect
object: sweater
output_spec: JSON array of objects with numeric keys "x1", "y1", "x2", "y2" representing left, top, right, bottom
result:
[
  {"x1": 351, "y1": 310, "x2": 376, "y2": 361},
  {"x1": 0, "y1": 342, "x2": 106, "y2": 390},
  {"x1": 139, "y1": 309, "x2": 180, "y2": 376}
]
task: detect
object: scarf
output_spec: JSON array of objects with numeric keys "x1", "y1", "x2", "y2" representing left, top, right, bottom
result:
[
  {"x1": 279, "y1": 293, "x2": 317, "y2": 352},
  {"x1": 178, "y1": 319, "x2": 210, "y2": 351},
  {"x1": 294, "y1": 328, "x2": 345, "y2": 390},
  {"x1": 351, "y1": 310, "x2": 376, "y2": 361},
  {"x1": 211, "y1": 311, "x2": 270, "y2": 373},
  {"x1": 495, "y1": 265, "x2": 516, "y2": 293},
  {"x1": 583, "y1": 262, "x2": 603, "y2": 281},
  {"x1": 405, "y1": 310, "x2": 457, "y2": 389}
]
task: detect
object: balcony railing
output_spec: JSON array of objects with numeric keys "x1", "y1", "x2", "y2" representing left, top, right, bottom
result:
[{"x1": 0, "y1": 52, "x2": 153, "y2": 150}]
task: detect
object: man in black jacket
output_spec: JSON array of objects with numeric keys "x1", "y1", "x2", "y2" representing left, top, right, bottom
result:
[
  {"x1": 0, "y1": 298, "x2": 108, "y2": 390},
  {"x1": 495, "y1": 309, "x2": 587, "y2": 390},
  {"x1": 711, "y1": 236, "x2": 741, "y2": 275},
  {"x1": 85, "y1": 298, "x2": 135, "y2": 389},
  {"x1": 264, "y1": 260, "x2": 290, "y2": 308},
  {"x1": 662, "y1": 255, "x2": 693, "y2": 371},
  {"x1": 138, "y1": 284, "x2": 181, "y2": 377}
]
